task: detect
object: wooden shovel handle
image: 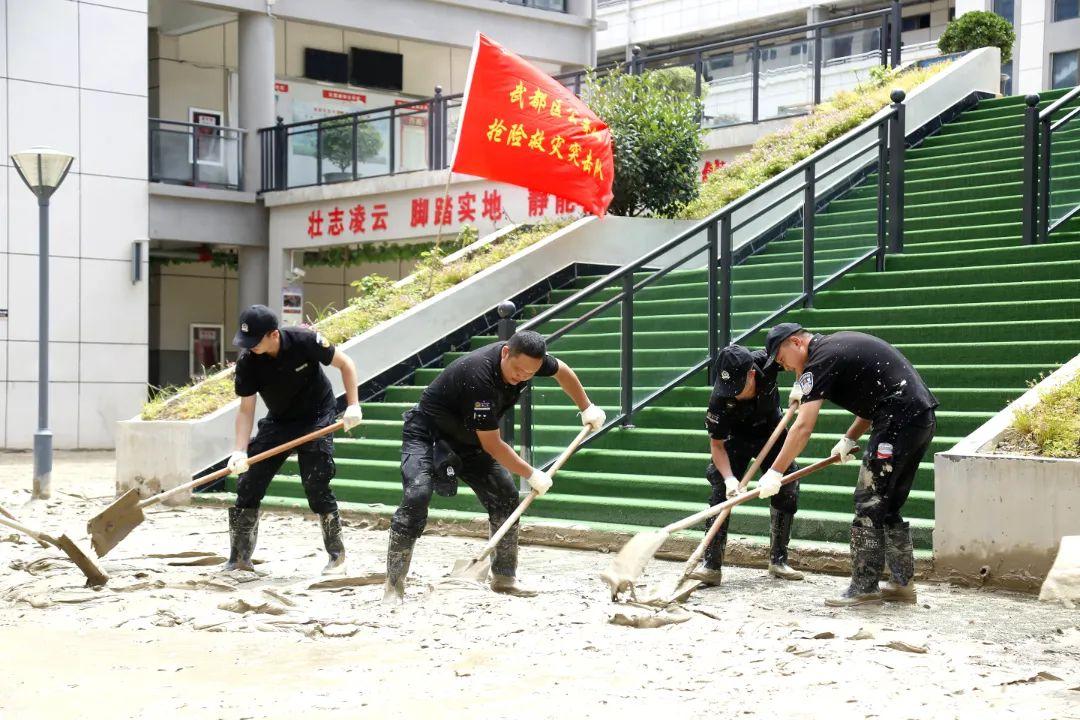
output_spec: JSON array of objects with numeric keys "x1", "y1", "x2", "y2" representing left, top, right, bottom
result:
[
  {"x1": 0, "y1": 514, "x2": 56, "y2": 546},
  {"x1": 682, "y1": 402, "x2": 797, "y2": 573},
  {"x1": 472, "y1": 425, "x2": 592, "y2": 564},
  {"x1": 137, "y1": 420, "x2": 346, "y2": 510},
  {"x1": 661, "y1": 451, "x2": 853, "y2": 535}
]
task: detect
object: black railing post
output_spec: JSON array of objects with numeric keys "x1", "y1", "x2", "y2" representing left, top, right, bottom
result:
[
  {"x1": 879, "y1": 14, "x2": 889, "y2": 67},
  {"x1": 751, "y1": 42, "x2": 760, "y2": 123},
  {"x1": 236, "y1": 128, "x2": 244, "y2": 191},
  {"x1": 1039, "y1": 115, "x2": 1053, "y2": 244},
  {"x1": 876, "y1": 121, "x2": 888, "y2": 271},
  {"x1": 813, "y1": 29, "x2": 822, "y2": 106},
  {"x1": 706, "y1": 222, "x2": 719, "y2": 383},
  {"x1": 520, "y1": 387, "x2": 533, "y2": 465},
  {"x1": 1021, "y1": 94, "x2": 1041, "y2": 245},
  {"x1": 887, "y1": 89, "x2": 906, "y2": 253},
  {"x1": 351, "y1": 115, "x2": 359, "y2": 181},
  {"x1": 432, "y1": 86, "x2": 444, "y2": 170},
  {"x1": 631, "y1": 45, "x2": 642, "y2": 75},
  {"x1": 274, "y1": 117, "x2": 287, "y2": 191},
  {"x1": 388, "y1": 108, "x2": 397, "y2": 174},
  {"x1": 890, "y1": 0, "x2": 902, "y2": 68},
  {"x1": 192, "y1": 126, "x2": 200, "y2": 187},
  {"x1": 803, "y1": 165, "x2": 815, "y2": 307},
  {"x1": 694, "y1": 51, "x2": 703, "y2": 100},
  {"x1": 497, "y1": 301, "x2": 517, "y2": 445},
  {"x1": 719, "y1": 214, "x2": 733, "y2": 349},
  {"x1": 316, "y1": 122, "x2": 324, "y2": 185},
  {"x1": 620, "y1": 273, "x2": 634, "y2": 428}
]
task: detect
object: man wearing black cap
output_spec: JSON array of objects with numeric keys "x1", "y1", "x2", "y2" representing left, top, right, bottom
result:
[
  {"x1": 692, "y1": 344, "x2": 804, "y2": 587},
  {"x1": 383, "y1": 330, "x2": 605, "y2": 603},
  {"x1": 224, "y1": 304, "x2": 363, "y2": 575},
  {"x1": 757, "y1": 322, "x2": 937, "y2": 606}
]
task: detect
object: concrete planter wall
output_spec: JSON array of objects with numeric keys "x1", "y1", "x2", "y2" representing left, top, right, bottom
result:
[{"x1": 934, "y1": 354, "x2": 1080, "y2": 592}]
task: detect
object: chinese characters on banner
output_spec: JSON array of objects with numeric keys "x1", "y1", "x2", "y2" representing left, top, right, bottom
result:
[
  {"x1": 450, "y1": 33, "x2": 614, "y2": 216},
  {"x1": 303, "y1": 186, "x2": 579, "y2": 240}
]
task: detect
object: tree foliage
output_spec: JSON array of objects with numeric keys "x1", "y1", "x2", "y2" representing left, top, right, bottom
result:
[{"x1": 938, "y1": 11, "x2": 1015, "y2": 65}]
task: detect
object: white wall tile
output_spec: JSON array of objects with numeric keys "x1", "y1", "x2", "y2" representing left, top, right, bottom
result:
[
  {"x1": 80, "y1": 0, "x2": 148, "y2": 12},
  {"x1": 7, "y1": 0, "x2": 79, "y2": 86},
  {"x1": 6, "y1": 340, "x2": 79, "y2": 382},
  {"x1": 7, "y1": 81, "x2": 80, "y2": 173},
  {"x1": 0, "y1": 378, "x2": 6, "y2": 448},
  {"x1": 80, "y1": 175, "x2": 148, "y2": 260},
  {"x1": 6, "y1": 167, "x2": 80, "y2": 257},
  {"x1": 0, "y1": 254, "x2": 7, "y2": 334},
  {"x1": 0, "y1": 173, "x2": 7, "y2": 255},
  {"x1": 0, "y1": 79, "x2": 8, "y2": 168},
  {"x1": 79, "y1": 3, "x2": 149, "y2": 96},
  {"x1": 79, "y1": 90, "x2": 147, "y2": 179},
  {"x1": 79, "y1": 258, "x2": 148, "y2": 344},
  {"x1": 79, "y1": 381, "x2": 146, "y2": 447},
  {"x1": 6, "y1": 254, "x2": 79, "y2": 342},
  {"x1": 0, "y1": 0, "x2": 7, "y2": 78},
  {"x1": 79, "y1": 342, "x2": 146, "y2": 383},
  {"x1": 5, "y1": 381, "x2": 80, "y2": 449}
]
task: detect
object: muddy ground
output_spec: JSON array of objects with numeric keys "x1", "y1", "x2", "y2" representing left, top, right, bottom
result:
[{"x1": 1, "y1": 451, "x2": 1078, "y2": 719}]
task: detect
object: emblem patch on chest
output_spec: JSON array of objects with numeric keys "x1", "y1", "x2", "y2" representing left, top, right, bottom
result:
[
  {"x1": 720, "y1": 370, "x2": 730, "y2": 380},
  {"x1": 798, "y1": 372, "x2": 814, "y2": 395}
]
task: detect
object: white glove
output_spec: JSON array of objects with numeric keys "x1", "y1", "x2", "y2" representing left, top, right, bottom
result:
[
  {"x1": 526, "y1": 467, "x2": 553, "y2": 496},
  {"x1": 831, "y1": 436, "x2": 858, "y2": 464},
  {"x1": 724, "y1": 475, "x2": 741, "y2": 499},
  {"x1": 227, "y1": 450, "x2": 250, "y2": 475},
  {"x1": 581, "y1": 404, "x2": 606, "y2": 431},
  {"x1": 343, "y1": 403, "x2": 363, "y2": 431},
  {"x1": 756, "y1": 469, "x2": 783, "y2": 498},
  {"x1": 789, "y1": 381, "x2": 804, "y2": 406}
]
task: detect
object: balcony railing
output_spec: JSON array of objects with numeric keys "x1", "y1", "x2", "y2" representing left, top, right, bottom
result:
[
  {"x1": 258, "y1": 5, "x2": 903, "y2": 192},
  {"x1": 149, "y1": 119, "x2": 245, "y2": 191}
]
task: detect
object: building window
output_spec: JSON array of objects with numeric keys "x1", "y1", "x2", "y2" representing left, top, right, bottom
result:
[
  {"x1": 830, "y1": 36, "x2": 853, "y2": 59},
  {"x1": 1001, "y1": 59, "x2": 1013, "y2": 96},
  {"x1": 901, "y1": 13, "x2": 931, "y2": 32},
  {"x1": 1054, "y1": 0, "x2": 1079, "y2": 22},
  {"x1": 993, "y1": 0, "x2": 1015, "y2": 25},
  {"x1": 1052, "y1": 50, "x2": 1080, "y2": 88}
]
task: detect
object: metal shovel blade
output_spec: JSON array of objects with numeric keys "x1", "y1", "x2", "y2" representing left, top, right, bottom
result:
[
  {"x1": 51, "y1": 533, "x2": 109, "y2": 587},
  {"x1": 599, "y1": 530, "x2": 669, "y2": 599},
  {"x1": 450, "y1": 554, "x2": 492, "y2": 582},
  {"x1": 87, "y1": 488, "x2": 144, "y2": 557}
]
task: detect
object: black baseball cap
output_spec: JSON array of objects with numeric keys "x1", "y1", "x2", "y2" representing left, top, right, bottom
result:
[
  {"x1": 713, "y1": 344, "x2": 756, "y2": 398},
  {"x1": 763, "y1": 322, "x2": 804, "y2": 368},
  {"x1": 233, "y1": 304, "x2": 279, "y2": 349}
]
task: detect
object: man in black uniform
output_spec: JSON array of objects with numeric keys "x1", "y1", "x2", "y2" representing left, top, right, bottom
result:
[
  {"x1": 692, "y1": 344, "x2": 804, "y2": 587},
  {"x1": 758, "y1": 322, "x2": 937, "y2": 606},
  {"x1": 225, "y1": 304, "x2": 363, "y2": 574},
  {"x1": 383, "y1": 330, "x2": 605, "y2": 603}
]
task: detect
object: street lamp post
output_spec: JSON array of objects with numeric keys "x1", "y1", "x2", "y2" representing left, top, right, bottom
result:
[{"x1": 10, "y1": 147, "x2": 75, "y2": 500}]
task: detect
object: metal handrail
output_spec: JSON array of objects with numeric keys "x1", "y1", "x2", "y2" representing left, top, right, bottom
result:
[
  {"x1": 1021, "y1": 85, "x2": 1080, "y2": 244},
  {"x1": 149, "y1": 118, "x2": 245, "y2": 191},
  {"x1": 257, "y1": 3, "x2": 902, "y2": 191},
  {"x1": 516, "y1": 92, "x2": 907, "y2": 466}
]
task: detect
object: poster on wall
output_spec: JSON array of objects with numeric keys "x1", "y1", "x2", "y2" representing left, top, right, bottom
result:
[
  {"x1": 282, "y1": 285, "x2": 304, "y2": 327},
  {"x1": 189, "y1": 108, "x2": 224, "y2": 166},
  {"x1": 190, "y1": 324, "x2": 223, "y2": 378}
]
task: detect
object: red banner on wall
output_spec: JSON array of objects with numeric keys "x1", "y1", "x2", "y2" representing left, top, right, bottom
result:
[{"x1": 450, "y1": 33, "x2": 614, "y2": 217}]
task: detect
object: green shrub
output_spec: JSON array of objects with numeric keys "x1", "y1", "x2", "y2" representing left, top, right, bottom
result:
[
  {"x1": 587, "y1": 69, "x2": 704, "y2": 217},
  {"x1": 1000, "y1": 372, "x2": 1080, "y2": 458},
  {"x1": 937, "y1": 11, "x2": 1014, "y2": 65}
]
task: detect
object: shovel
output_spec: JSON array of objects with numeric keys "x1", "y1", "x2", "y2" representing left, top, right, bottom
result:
[
  {"x1": 88, "y1": 420, "x2": 344, "y2": 557},
  {"x1": 449, "y1": 425, "x2": 592, "y2": 581},
  {"x1": 0, "y1": 505, "x2": 108, "y2": 587},
  {"x1": 662, "y1": 402, "x2": 798, "y2": 601},
  {"x1": 600, "y1": 450, "x2": 856, "y2": 600}
]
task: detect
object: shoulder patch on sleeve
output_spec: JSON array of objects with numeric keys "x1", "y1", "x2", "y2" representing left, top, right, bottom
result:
[
  {"x1": 315, "y1": 332, "x2": 330, "y2": 348},
  {"x1": 798, "y1": 372, "x2": 814, "y2": 395}
]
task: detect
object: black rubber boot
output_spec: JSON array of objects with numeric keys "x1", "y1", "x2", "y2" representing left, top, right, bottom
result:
[
  {"x1": 224, "y1": 507, "x2": 259, "y2": 572},
  {"x1": 689, "y1": 514, "x2": 727, "y2": 587},
  {"x1": 490, "y1": 518, "x2": 536, "y2": 597},
  {"x1": 768, "y1": 508, "x2": 804, "y2": 581},
  {"x1": 382, "y1": 530, "x2": 415, "y2": 605},
  {"x1": 319, "y1": 510, "x2": 347, "y2": 576},
  {"x1": 825, "y1": 524, "x2": 885, "y2": 607},
  {"x1": 881, "y1": 522, "x2": 917, "y2": 603}
]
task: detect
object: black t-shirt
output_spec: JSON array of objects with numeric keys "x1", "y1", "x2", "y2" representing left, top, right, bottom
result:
[
  {"x1": 234, "y1": 326, "x2": 336, "y2": 422},
  {"x1": 418, "y1": 341, "x2": 559, "y2": 449},
  {"x1": 798, "y1": 331, "x2": 938, "y2": 424},
  {"x1": 705, "y1": 349, "x2": 783, "y2": 441}
]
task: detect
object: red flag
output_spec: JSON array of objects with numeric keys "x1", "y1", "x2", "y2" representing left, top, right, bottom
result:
[{"x1": 450, "y1": 33, "x2": 614, "y2": 217}]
